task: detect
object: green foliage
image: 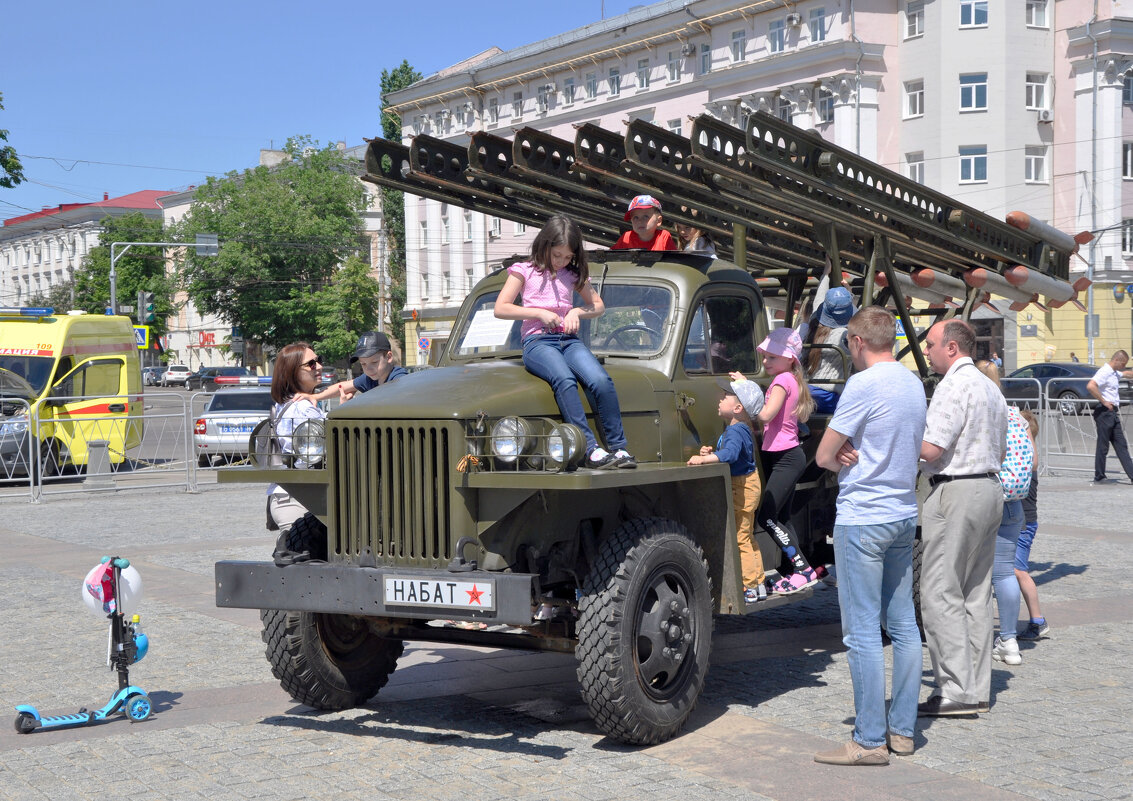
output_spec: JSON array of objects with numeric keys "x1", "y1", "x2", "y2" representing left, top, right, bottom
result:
[
  {"x1": 311, "y1": 254, "x2": 383, "y2": 363},
  {"x1": 171, "y1": 137, "x2": 366, "y2": 353},
  {"x1": 0, "y1": 92, "x2": 24, "y2": 189},
  {"x1": 70, "y1": 213, "x2": 174, "y2": 337},
  {"x1": 26, "y1": 279, "x2": 76, "y2": 312},
  {"x1": 379, "y1": 61, "x2": 422, "y2": 347}
]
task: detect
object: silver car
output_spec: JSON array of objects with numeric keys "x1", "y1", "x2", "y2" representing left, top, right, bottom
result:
[{"x1": 193, "y1": 387, "x2": 274, "y2": 467}]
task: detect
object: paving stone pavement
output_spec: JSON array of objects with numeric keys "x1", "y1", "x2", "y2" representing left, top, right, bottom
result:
[{"x1": 0, "y1": 473, "x2": 1130, "y2": 801}]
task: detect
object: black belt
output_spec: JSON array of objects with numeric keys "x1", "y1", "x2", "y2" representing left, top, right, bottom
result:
[{"x1": 929, "y1": 471, "x2": 998, "y2": 488}]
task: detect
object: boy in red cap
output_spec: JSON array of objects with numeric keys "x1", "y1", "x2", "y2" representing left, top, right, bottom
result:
[{"x1": 612, "y1": 195, "x2": 678, "y2": 251}]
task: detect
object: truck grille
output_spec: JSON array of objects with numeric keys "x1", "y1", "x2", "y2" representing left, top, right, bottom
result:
[{"x1": 330, "y1": 421, "x2": 457, "y2": 566}]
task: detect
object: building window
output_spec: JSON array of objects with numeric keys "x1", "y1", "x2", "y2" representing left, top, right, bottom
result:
[
  {"x1": 1025, "y1": 0, "x2": 1048, "y2": 28},
  {"x1": 1025, "y1": 146, "x2": 1047, "y2": 183},
  {"x1": 563, "y1": 78, "x2": 575, "y2": 106},
  {"x1": 905, "y1": 80, "x2": 924, "y2": 118},
  {"x1": 809, "y1": 8, "x2": 826, "y2": 42},
  {"x1": 1125, "y1": 143, "x2": 1133, "y2": 180},
  {"x1": 454, "y1": 105, "x2": 465, "y2": 127},
  {"x1": 443, "y1": 273, "x2": 452, "y2": 297},
  {"x1": 700, "y1": 43, "x2": 712, "y2": 74},
  {"x1": 959, "y1": 1, "x2": 988, "y2": 28},
  {"x1": 731, "y1": 30, "x2": 747, "y2": 62},
  {"x1": 817, "y1": 88, "x2": 834, "y2": 123},
  {"x1": 1124, "y1": 76, "x2": 1133, "y2": 104},
  {"x1": 489, "y1": 217, "x2": 501, "y2": 238},
  {"x1": 906, "y1": 152, "x2": 925, "y2": 183},
  {"x1": 637, "y1": 59, "x2": 650, "y2": 89},
  {"x1": 441, "y1": 213, "x2": 450, "y2": 245},
  {"x1": 464, "y1": 210, "x2": 473, "y2": 241},
  {"x1": 776, "y1": 95, "x2": 791, "y2": 121},
  {"x1": 1025, "y1": 73, "x2": 1047, "y2": 110},
  {"x1": 488, "y1": 98, "x2": 499, "y2": 124},
  {"x1": 960, "y1": 73, "x2": 988, "y2": 111},
  {"x1": 959, "y1": 146, "x2": 988, "y2": 183},
  {"x1": 512, "y1": 92, "x2": 523, "y2": 120},
  {"x1": 665, "y1": 119, "x2": 681, "y2": 136},
  {"x1": 608, "y1": 68, "x2": 621, "y2": 97},
  {"x1": 514, "y1": 221, "x2": 526, "y2": 236},
  {"x1": 421, "y1": 273, "x2": 430, "y2": 299},
  {"x1": 465, "y1": 267, "x2": 475, "y2": 292},
  {"x1": 1123, "y1": 219, "x2": 1133, "y2": 254},
  {"x1": 537, "y1": 84, "x2": 551, "y2": 113},
  {"x1": 413, "y1": 115, "x2": 425, "y2": 135},
  {"x1": 906, "y1": 1, "x2": 924, "y2": 39},
  {"x1": 419, "y1": 220, "x2": 428, "y2": 248},
  {"x1": 585, "y1": 72, "x2": 598, "y2": 100},
  {"x1": 667, "y1": 50, "x2": 681, "y2": 82},
  {"x1": 769, "y1": 20, "x2": 786, "y2": 53},
  {"x1": 435, "y1": 111, "x2": 447, "y2": 134}
]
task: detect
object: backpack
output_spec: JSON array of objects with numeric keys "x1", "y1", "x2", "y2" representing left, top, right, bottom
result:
[
  {"x1": 999, "y1": 406, "x2": 1034, "y2": 501},
  {"x1": 250, "y1": 400, "x2": 298, "y2": 469}
]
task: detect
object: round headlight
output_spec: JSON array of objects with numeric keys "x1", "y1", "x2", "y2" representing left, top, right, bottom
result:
[
  {"x1": 547, "y1": 423, "x2": 586, "y2": 472},
  {"x1": 491, "y1": 416, "x2": 535, "y2": 465},
  {"x1": 292, "y1": 419, "x2": 326, "y2": 465}
]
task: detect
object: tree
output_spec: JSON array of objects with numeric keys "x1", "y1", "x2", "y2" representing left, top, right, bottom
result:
[
  {"x1": 172, "y1": 137, "x2": 367, "y2": 353},
  {"x1": 26, "y1": 279, "x2": 76, "y2": 312},
  {"x1": 379, "y1": 61, "x2": 423, "y2": 347},
  {"x1": 1, "y1": 92, "x2": 25, "y2": 189},
  {"x1": 71, "y1": 213, "x2": 175, "y2": 338},
  {"x1": 311, "y1": 254, "x2": 383, "y2": 363}
]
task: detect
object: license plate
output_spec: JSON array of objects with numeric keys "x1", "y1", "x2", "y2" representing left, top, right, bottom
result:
[
  {"x1": 219, "y1": 423, "x2": 254, "y2": 434},
  {"x1": 384, "y1": 577, "x2": 495, "y2": 611}
]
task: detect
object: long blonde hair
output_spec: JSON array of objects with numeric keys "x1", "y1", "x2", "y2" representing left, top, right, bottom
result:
[{"x1": 790, "y1": 359, "x2": 815, "y2": 423}]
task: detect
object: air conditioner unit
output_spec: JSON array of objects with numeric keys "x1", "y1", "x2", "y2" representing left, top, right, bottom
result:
[
  {"x1": 1038, "y1": 109, "x2": 1054, "y2": 123},
  {"x1": 786, "y1": 12, "x2": 802, "y2": 27},
  {"x1": 680, "y1": 42, "x2": 697, "y2": 57}
]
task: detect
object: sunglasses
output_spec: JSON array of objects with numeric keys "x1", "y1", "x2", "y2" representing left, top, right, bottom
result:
[{"x1": 301, "y1": 357, "x2": 322, "y2": 370}]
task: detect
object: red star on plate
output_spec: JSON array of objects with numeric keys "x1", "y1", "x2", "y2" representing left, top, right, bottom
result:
[{"x1": 466, "y1": 584, "x2": 484, "y2": 605}]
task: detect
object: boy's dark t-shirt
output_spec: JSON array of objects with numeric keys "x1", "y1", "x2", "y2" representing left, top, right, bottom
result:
[
  {"x1": 715, "y1": 423, "x2": 755, "y2": 477},
  {"x1": 353, "y1": 365, "x2": 409, "y2": 394}
]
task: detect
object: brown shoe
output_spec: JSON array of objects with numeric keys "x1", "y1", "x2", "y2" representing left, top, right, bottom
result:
[
  {"x1": 887, "y1": 732, "x2": 914, "y2": 756},
  {"x1": 814, "y1": 740, "x2": 889, "y2": 766}
]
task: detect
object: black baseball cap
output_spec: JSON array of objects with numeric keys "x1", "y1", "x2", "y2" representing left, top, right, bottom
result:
[{"x1": 350, "y1": 331, "x2": 392, "y2": 363}]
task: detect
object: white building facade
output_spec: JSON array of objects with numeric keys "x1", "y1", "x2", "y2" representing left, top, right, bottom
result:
[{"x1": 386, "y1": 0, "x2": 1133, "y2": 368}]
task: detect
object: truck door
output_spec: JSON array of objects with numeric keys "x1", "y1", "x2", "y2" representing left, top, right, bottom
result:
[{"x1": 43, "y1": 358, "x2": 129, "y2": 466}]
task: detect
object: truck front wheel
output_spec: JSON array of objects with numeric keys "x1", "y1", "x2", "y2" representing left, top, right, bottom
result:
[
  {"x1": 576, "y1": 517, "x2": 713, "y2": 745},
  {"x1": 259, "y1": 512, "x2": 403, "y2": 710}
]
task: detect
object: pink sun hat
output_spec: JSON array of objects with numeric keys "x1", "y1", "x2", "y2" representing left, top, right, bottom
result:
[{"x1": 758, "y1": 326, "x2": 803, "y2": 363}]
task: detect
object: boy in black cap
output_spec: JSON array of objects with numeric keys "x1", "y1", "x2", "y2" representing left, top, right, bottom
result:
[{"x1": 302, "y1": 331, "x2": 408, "y2": 404}]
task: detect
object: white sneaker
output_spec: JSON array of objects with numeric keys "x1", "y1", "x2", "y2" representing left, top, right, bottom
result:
[{"x1": 992, "y1": 635, "x2": 1022, "y2": 666}]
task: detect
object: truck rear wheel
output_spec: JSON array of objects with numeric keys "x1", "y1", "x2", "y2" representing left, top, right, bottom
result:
[
  {"x1": 576, "y1": 517, "x2": 712, "y2": 745},
  {"x1": 259, "y1": 512, "x2": 403, "y2": 710}
]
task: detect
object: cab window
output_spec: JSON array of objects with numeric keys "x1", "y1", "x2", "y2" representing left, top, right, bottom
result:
[
  {"x1": 683, "y1": 295, "x2": 759, "y2": 375},
  {"x1": 56, "y1": 359, "x2": 122, "y2": 398}
]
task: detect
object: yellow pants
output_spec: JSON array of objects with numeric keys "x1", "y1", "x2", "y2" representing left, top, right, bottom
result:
[{"x1": 732, "y1": 471, "x2": 764, "y2": 588}]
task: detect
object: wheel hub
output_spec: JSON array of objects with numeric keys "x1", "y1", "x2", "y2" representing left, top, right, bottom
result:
[{"x1": 636, "y1": 572, "x2": 696, "y2": 696}]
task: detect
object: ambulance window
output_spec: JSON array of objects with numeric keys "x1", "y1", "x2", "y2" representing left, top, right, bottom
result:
[
  {"x1": 74, "y1": 361, "x2": 122, "y2": 397},
  {"x1": 53, "y1": 358, "x2": 73, "y2": 384}
]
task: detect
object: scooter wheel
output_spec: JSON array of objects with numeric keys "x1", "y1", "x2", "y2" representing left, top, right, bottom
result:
[
  {"x1": 14, "y1": 712, "x2": 38, "y2": 734},
  {"x1": 126, "y1": 694, "x2": 152, "y2": 722}
]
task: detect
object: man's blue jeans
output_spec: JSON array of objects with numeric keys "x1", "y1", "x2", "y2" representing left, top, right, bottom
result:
[
  {"x1": 522, "y1": 333, "x2": 627, "y2": 454},
  {"x1": 833, "y1": 516, "x2": 920, "y2": 749}
]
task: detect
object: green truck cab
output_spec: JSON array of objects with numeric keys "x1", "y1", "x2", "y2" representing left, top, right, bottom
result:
[{"x1": 216, "y1": 110, "x2": 1078, "y2": 745}]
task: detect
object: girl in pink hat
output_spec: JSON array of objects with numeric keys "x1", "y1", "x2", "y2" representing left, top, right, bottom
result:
[{"x1": 753, "y1": 327, "x2": 820, "y2": 594}]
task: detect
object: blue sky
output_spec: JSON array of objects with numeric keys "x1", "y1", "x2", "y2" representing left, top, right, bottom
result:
[{"x1": 1, "y1": 0, "x2": 644, "y2": 221}]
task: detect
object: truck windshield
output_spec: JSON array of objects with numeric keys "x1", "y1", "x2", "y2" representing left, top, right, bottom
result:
[
  {"x1": 450, "y1": 283, "x2": 673, "y2": 358},
  {"x1": 0, "y1": 356, "x2": 55, "y2": 397}
]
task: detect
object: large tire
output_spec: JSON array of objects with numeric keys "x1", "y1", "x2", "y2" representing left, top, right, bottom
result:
[
  {"x1": 576, "y1": 518, "x2": 712, "y2": 745},
  {"x1": 259, "y1": 513, "x2": 404, "y2": 710}
]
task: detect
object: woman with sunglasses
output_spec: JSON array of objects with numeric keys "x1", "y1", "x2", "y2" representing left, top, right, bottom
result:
[{"x1": 267, "y1": 342, "x2": 328, "y2": 550}]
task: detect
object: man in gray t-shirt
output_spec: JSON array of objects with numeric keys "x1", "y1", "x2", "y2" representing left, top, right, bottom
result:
[{"x1": 813, "y1": 307, "x2": 927, "y2": 766}]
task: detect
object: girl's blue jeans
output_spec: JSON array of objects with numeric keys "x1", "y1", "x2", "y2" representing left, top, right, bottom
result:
[
  {"x1": 993, "y1": 500, "x2": 1024, "y2": 640},
  {"x1": 522, "y1": 333, "x2": 627, "y2": 454}
]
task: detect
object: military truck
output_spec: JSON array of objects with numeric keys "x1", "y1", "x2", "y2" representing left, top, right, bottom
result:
[{"x1": 214, "y1": 112, "x2": 1080, "y2": 745}]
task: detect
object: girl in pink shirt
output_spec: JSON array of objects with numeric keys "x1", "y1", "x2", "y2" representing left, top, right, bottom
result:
[
  {"x1": 751, "y1": 327, "x2": 819, "y2": 595},
  {"x1": 494, "y1": 215, "x2": 635, "y2": 470}
]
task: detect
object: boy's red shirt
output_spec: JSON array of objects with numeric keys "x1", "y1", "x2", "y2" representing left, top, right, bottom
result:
[{"x1": 611, "y1": 229, "x2": 678, "y2": 251}]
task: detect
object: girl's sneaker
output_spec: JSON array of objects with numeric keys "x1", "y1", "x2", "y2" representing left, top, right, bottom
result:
[
  {"x1": 612, "y1": 449, "x2": 637, "y2": 469},
  {"x1": 770, "y1": 568, "x2": 819, "y2": 595},
  {"x1": 744, "y1": 585, "x2": 767, "y2": 604},
  {"x1": 586, "y1": 448, "x2": 618, "y2": 469}
]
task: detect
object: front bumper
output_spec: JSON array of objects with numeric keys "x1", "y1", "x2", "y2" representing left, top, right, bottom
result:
[{"x1": 215, "y1": 561, "x2": 538, "y2": 626}]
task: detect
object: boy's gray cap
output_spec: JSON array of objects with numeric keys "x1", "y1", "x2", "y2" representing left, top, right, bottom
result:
[
  {"x1": 351, "y1": 330, "x2": 391, "y2": 363},
  {"x1": 717, "y1": 377, "x2": 765, "y2": 418}
]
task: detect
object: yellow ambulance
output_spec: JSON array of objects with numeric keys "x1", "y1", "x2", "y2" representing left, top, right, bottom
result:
[{"x1": 0, "y1": 307, "x2": 143, "y2": 478}]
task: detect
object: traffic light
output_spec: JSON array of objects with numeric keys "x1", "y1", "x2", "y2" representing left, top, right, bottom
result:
[{"x1": 141, "y1": 291, "x2": 155, "y2": 323}]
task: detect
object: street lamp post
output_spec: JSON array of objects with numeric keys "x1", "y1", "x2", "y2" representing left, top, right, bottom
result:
[{"x1": 109, "y1": 234, "x2": 218, "y2": 314}]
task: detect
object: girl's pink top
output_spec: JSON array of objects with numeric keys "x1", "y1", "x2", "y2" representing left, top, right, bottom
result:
[
  {"x1": 762, "y1": 371, "x2": 800, "y2": 452},
  {"x1": 508, "y1": 261, "x2": 578, "y2": 340}
]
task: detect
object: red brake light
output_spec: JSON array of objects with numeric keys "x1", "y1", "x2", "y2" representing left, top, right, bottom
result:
[{"x1": 194, "y1": 418, "x2": 207, "y2": 435}]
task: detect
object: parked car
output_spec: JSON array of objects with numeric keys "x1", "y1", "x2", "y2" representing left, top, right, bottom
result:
[
  {"x1": 188, "y1": 366, "x2": 254, "y2": 392},
  {"x1": 1001, "y1": 362, "x2": 1133, "y2": 413},
  {"x1": 142, "y1": 366, "x2": 167, "y2": 386},
  {"x1": 317, "y1": 367, "x2": 337, "y2": 388},
  {"x1": 163, "y1": 364, "x2": 192, "y2": 387},
  {"x1": 193, "y1": 386, "x2": 275, "y2": 467}
]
